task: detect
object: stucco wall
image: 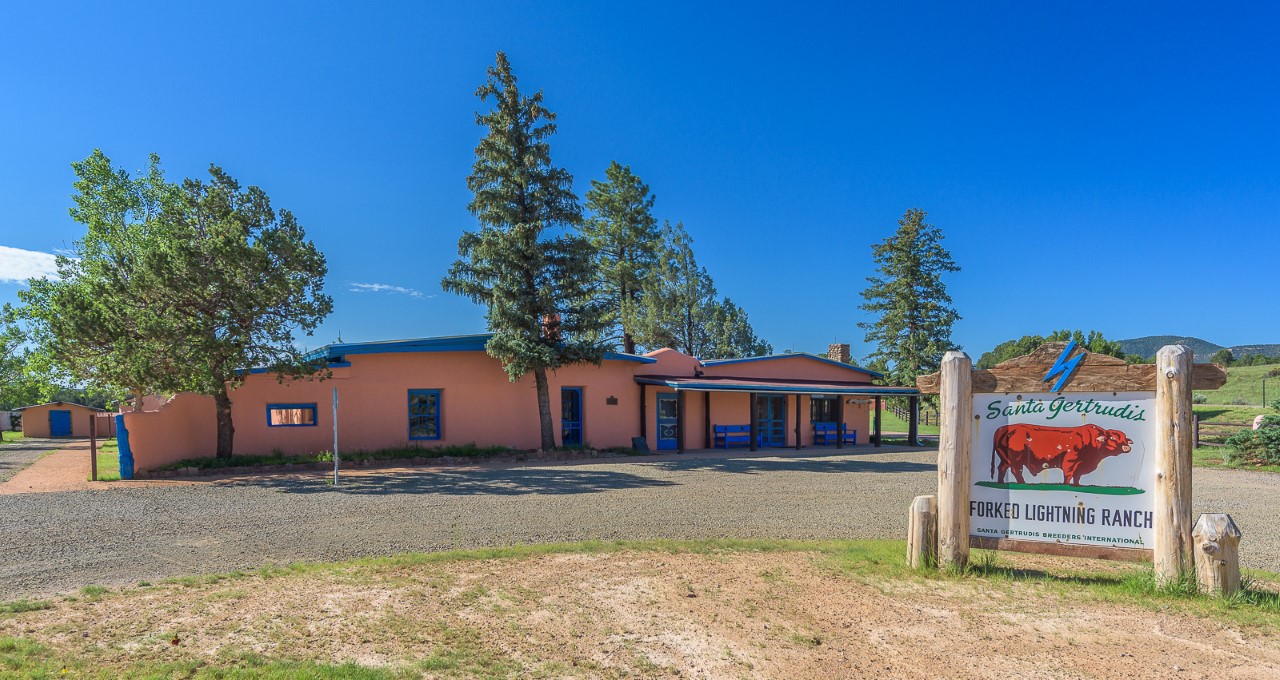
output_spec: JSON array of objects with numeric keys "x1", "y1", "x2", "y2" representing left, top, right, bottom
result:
[
  {"x1": 701, "y1": 355, "x2": 878, "y2": 383},
  {"x1": 20, "y1": 403, "x2": 109, "y2": 438},
  {"x1": 120, "y1": 393, "x2": 218, "y2": 469}
]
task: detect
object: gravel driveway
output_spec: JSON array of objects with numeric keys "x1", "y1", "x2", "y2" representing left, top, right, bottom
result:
[
  {"x1": 0, "y1": 438, "x2": 62, "y2": 484},
  {"x1": 0, "y1": 447, "x2": 1276, "y2": 600}
]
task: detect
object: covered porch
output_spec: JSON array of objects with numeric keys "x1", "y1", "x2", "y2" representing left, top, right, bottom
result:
[{"x1": 635, "y1": 375, "x2": 923, "y2": 454}]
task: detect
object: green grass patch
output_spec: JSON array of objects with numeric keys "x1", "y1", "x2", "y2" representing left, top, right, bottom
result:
[
  {"x1": 0, "y1": 599, "x2": 54, "y2": 615},
  {"x1": 974, "y1": 481, "x2": 1144, "y2": 495},
  {"x1": 0, "y1": 431, "x2": 23, "y2": 445},
  {"x1": 1195, "y1": 365, "x2": 1280, "y2": 408},
  {"x1": 1194, "y1": 445, "x2": 1280, "y2": 474},
  {"x1": 877, "y1": 409, "x2": 940, "y2": 435},
  {"x1": 90, "y1": 451, "x2": 121, "y2": 482},
  {"x1": 154, "y1": 442, "x2": 518, "y2": 472}
]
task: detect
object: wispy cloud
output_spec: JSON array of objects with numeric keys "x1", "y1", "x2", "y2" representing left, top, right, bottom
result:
[
  {"x1": 0, "y1": 245, "x2": 59, "y2": 283},
  {"x1": 349, "y1": 282, "x2": 433, "y2": 299}
]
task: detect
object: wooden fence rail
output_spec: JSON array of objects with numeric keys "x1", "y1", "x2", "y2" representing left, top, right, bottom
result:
[
  {"x1": 1193, "y1": 416, "x2": 1252, "y2": 447},
  {"x1": 890, "y1": 405, "x2": 940, "y2": 428}
]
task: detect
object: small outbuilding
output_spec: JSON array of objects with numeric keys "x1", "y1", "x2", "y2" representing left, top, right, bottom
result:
[{"x1": 15, "y1": 401, "x2": 114, "y2": 438}]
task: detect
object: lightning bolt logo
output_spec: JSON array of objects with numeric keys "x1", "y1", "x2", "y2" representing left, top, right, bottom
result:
[{"x1": 1043, "y1": 339, "x2": 1084, "y2": 392}]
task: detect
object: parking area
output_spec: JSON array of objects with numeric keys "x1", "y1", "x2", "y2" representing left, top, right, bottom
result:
[{"x1": 0, "y1": 445, "x2": 1276, "y2": 600}]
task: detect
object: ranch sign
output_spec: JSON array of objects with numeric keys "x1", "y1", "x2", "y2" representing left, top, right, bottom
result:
[{"x1": 915, "y1": 341, "x2": 1234, "y2": 585}]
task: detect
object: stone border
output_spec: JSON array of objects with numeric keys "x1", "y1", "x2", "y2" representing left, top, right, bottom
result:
[{"x1": 133, "y1": 448, "x2": 638, "y2": 479}]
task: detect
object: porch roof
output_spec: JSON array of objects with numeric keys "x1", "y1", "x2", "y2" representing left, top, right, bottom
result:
[{"x1": 633, "y1": 375, "x2": 920, "y2": 396}]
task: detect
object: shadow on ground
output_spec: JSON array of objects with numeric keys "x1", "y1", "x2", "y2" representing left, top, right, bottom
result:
[
  {"x1": 239, "y1": 465, "x2": 680, "y2": 496},
  {"x1": 226, "y1": 449, "x2": 935, "y2": 496}
]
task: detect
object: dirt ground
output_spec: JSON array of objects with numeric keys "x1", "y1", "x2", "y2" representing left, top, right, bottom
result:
[{"x1": 3, "y1": 548, "x2": 1278, "y2": 678}]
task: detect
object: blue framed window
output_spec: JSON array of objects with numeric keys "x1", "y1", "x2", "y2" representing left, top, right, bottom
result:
[
  {"x1": 409, "y1": 389, "x2": 442, "y2": 440},
  {"x1": 267, "y1": 403, "x2": 318, "y2": 427}
]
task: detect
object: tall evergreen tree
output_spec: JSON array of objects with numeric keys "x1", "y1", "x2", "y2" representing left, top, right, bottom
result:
[
  {"x1": 635, "y1": 221, "x2": 771, "y2": 358},
  {"x1": 442, "y1": 52, "x2": 607, "y2": 450},
  {"x1": 583, "y1": 161, "x2": 661, "y2": 354},
  {"x1": 858, "y1": 208, "x2": 961, "y2": 386}
]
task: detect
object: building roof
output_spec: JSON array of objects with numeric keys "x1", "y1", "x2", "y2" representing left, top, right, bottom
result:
[
  {"x1": 14, "y1": 401, "x2": 110, "y2": 412},
  {"x1": 634, "y1": 375, "x2": 918, "y2": 396},
  {"x1": 701, "y1": 352, "x2": 884, "y2": 379},
  {"x1": 302, "y1": 333, "x2": 657, "y2": 364}
]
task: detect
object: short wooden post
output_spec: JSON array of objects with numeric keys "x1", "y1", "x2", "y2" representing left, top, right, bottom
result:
[
  {"x1": 1155, "y1": 345, "x2": 1195, "y2": 586},
  {"x1": 794, "y1": 395, "x2": 802, "y2": 450},
  {"x1": 907, "y1": 494, "x2": 938, "y2": 569},
  {"x1": 1192, "y1": 513, "x2": 1242, "y2": 597},
  {"x1": 1193, "y1": 414, "x2": 1200, "y2": 447},
  {"x1": 873, "y1": 396, "x2": 882, "y2": 447},
  {"x1": 749, "y1": 393, "x2": 758, "y2": 451},
  {"x1": 908, "y1": 395, "x2": 920, "y2": 446},
  {"x1": 937, "y1": 351, "x2": 972, "y2": 570},
  {"x1": 89, "y1": 415, "x2": 98, "y2": 482},
  {"x1": 835, "y1": 396, "x2": 845, "y2": 449}
]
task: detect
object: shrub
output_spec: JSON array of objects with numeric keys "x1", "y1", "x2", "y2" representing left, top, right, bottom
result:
[
  {"x1": 1231, "y1": 398, "x2": 1248, "y2": 406},
  {"x1": 1225, "y1": 416, "x2": 1280, "y2": 465},
  {"x1": 1192, "y1": 393, "x2": 1208, "y2": 404}
]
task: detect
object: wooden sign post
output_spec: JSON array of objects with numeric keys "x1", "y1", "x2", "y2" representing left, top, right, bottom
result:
[{"x1": 915, "y1": 342, "x2": 1230, "y2": 588}]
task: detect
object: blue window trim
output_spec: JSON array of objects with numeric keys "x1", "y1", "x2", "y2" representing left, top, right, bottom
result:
[
  {"x1": 266, "y1": 403, "x2": 318, "y2": 427},
  {"x1": 408, "y1": 389, "x2": 442, "y2": 441}
]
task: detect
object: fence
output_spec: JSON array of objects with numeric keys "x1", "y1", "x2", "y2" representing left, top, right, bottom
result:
[
  {"x1": 1193, "y1": 415, "x2": 1252, "y2": 447},
  {"x1": 889, "y1": 405, "x2": 940, "y2": 428}
]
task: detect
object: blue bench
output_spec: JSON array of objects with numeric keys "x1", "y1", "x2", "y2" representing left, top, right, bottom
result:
[
  {"x1": 813, "y1": 422, "x2": 856, "y2": 446},
  {"x1": 714, "y1": 424, "x2": 751, "y2": 449}
]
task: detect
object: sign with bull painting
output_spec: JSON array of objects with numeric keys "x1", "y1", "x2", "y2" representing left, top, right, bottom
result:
[{"x1": 970, "y1": 391, "x2": 1156, "y2": 549}]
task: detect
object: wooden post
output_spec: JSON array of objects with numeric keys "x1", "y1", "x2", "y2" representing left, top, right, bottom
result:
[
  {"x1": 937, "y1": 351, "x2": 972, "y2": 571},
  {"x1": 676, "y1": 390, "x2": 686, "y2": 454},
  {"x1": 835, "y1": 396, "x2": 845, "y2": 449},
  {"x1": 704, "y1": 391, "x2": 711, "y2": 450},
  {"x1": 89, "y1": 415, "x2": 98, "y2": 482},
  {"x1": 1192, "y1": 513, "x2": 1242, "y2": 597},
  {"x1": 908, "y1": 396, "x2": 920, "y2": 447},
  {"x1": 1193, "y1": 414, "x2": 1200, "y2": 447},
  {"x1": 749, "y1": 393, "x2": 758, "y2": 451},
  {"x1": 795, "y1": 395, "x2": 802, "y2": 450},
  {"x1": 1155, "y1": 344, "x2": 1195, "y2": 586},
  {"x1": 639, "y1": 384, "x2": 646, "y2": 441},
  {"x1": 907, "y1": 494, "x2": 938, "y2": 569},
  {"x1": 873, "y1": 396, "x2": 882, "y2": 447}
]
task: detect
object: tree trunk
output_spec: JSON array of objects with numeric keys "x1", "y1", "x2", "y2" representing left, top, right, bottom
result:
[
  {"x1": 214, "y1": 389, "x2": 235, "y2": 459},
  {"x1": 623, "y1": 333, "x2": 636, "y2": 355},
  {"x1": 533, "y1": 367, "x2": 556, "y2": 450},
  {"x1": 133, "y1": 388, "x2": 144, "y2": 412}
]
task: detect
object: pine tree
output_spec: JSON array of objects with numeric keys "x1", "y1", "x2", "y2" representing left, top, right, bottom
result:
[
  {"x1": 858, "y1": 208, "x2": 961, "y2": 386},
  {"x1": 442, "y1": 52, "x2": 607, "y2": 450},
  {"x1": 583, "y1": 161, "x2": 661, "y2": 354}
]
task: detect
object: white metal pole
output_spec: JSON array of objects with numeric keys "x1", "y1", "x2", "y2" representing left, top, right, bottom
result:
[{"x1": 332, "y1": 387, "x2": 339, "y2": 486}]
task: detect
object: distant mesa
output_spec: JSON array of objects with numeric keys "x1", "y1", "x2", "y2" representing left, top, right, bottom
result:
[{"x1": 1116, "y1": 335, "x2": 1280, "y2": 362}]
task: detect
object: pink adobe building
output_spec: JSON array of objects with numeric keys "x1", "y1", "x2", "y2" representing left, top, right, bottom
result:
[{"x1": 116, "y1": 334, "x2": 920, "y2": 473}]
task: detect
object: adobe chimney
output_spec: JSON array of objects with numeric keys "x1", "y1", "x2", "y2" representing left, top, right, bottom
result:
[{"x1": 828, "y1": 343, "x2": 851, "y2": 364}]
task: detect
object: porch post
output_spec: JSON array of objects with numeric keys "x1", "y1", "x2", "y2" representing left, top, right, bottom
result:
[
  {"x1": 835, "y1": 396, "x2": 845, "y2": 449},
  {"x1": 704, "y1": 391, "x2": 711, "y2": 450},
  {"x1": 749, "y1": 392, "x2": 758, "y2": 451},
  {"x1": 639, "y1": 384, "x2": 646, "y2": 441},
  {"x1": 908, "y1": 395, "x2": 920, "y2": 447},
  {"x1": 874, "y1": 396, "x2": 882, "y2": 447},
  {"x1": 677, "y1": 390, "x2": 687, "y2": 454},
  {"x1": 794, "y1": 394, "x2": 802, "y2": 450}
]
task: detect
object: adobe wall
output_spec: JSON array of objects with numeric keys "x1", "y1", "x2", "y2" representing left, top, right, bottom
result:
[{"x1": 20, "y1": 403, "x2": 106, "y2": 438}]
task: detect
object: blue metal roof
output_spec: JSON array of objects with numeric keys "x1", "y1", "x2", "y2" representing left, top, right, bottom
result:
[
  {"x1": 701, "y1": 352, "x2": 884, "y2": 378},
  {"x1": 302, "y1": 333, "x2": 656, "y2": 363}
]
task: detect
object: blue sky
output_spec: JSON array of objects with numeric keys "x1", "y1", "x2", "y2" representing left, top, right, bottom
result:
[{"x1": 1, "y1": 1, "x2": 1277, "y2": 362}]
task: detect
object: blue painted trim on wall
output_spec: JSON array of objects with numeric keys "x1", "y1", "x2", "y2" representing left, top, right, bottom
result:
[
  {"x1": 701, "y1": 353, "x2": 883, "y2": 378},
  {"x1": 115, "y1": 414, "x2": 134, "y2": 480},
  {"x1": 408, "y1": 389, "x2": 443, "y2": 441},
  {"x1": 266, "y1": 403, "x2": 319, "y2": 427}
]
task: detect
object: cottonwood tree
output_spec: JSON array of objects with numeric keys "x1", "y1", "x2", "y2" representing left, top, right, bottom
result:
[
  {"x1": 636, "y1": 221, "x2": 772, "y2": 358},
  {"x1": 976, "y1": 330, "x2": 1127, "y2": 369},
  {"x1": 583, "y1": 161, "x2": 662, "y2": 354},
  {"x1": 21, "y1": 150, "x2": 331, "y2": 458},
  {"x1": 20, "y1": 151, "x2": 186, "y2": 410},
  {"x1": 858, "y1": 208, "x2": 961, "y2": 386},
  {"x1": 442, "y1": 51, "x2": 607, "y2": 450}
]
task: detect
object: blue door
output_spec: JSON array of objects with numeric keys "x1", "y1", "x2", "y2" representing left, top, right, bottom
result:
[
  {"x1": 754, "y1": 396, "x2": 787, "y2": 447},
  {"x1": 561, "y1": 387, "x2": 583, "y2": 446},
  {"x1": 49, "y1": 409, "x2": 72, "y2": 437},
  {"x1": 656, "y1": 393, "x2": 679, "y2": 450}
]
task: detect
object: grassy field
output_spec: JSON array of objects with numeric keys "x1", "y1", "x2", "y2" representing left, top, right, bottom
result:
[
  {"x1": 0, "y1": 539, "x2": 1276, "y2": 678},
  {"x1": 0, "y1": 431, "x2": 22, "y2": 445},
  {"x1": 1195, "y1": 364, "x2": 1280, "y2": 407},
  {"x1": 876, "y1": 408, "x2": 941, "y2": 436}
]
